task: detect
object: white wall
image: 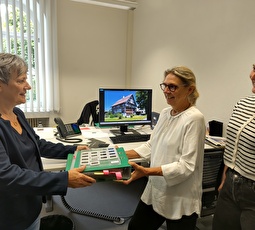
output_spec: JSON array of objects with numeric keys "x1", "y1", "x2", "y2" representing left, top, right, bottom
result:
[
  {"x1": 131, "y1": 0, "x2": 255, "y2": 135},
  {"x1": 55, "y1": 0, "x2": 130, "y2": 124},
  {"x1": 56, "y1": 0, "x2": 255, "y2": 136}
]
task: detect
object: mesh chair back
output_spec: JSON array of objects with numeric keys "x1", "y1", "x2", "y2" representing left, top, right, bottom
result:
[{"x1": 201, "y1": 149, "x2": 224, "y2": 217}]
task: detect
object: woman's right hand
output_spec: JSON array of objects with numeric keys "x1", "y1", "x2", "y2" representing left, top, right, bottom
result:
[
  {"x1": 68, "y1": 165, "x2": 96, "y2": 188},
  {"x1": 218, "y1": 180, "x2": 225, "y2": 191},
  {"x1": 218, "y1": 166, "x2": 228, "y2": 191}
]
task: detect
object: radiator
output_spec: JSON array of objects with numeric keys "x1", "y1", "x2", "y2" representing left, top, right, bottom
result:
[{"x1": 26, "y1": 117, "x2": 49, "y2": 127}]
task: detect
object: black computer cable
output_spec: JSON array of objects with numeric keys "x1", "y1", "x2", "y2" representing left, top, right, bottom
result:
[
  {"x1": 55, "y1": 136, "x2": 83, "y2": 143},
  {"x1": 54, "y1": 131, "x2": 83, "y2": 143},
  {"x1": 60, "y1": 195, "x2": 128, "y2": 225}
]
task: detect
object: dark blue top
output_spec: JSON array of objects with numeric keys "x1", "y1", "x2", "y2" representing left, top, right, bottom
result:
[{"x1": 0, "y1": 107, "x2": 77, "y2": 229}]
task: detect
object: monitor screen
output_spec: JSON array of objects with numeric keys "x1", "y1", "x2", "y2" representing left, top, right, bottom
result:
[{"x1": 99, "y1": 88, "x2": 152, "y2": 135}]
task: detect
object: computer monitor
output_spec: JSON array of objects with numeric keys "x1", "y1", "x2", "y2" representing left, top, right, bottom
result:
[{"x1": 99, "y1": 88, "x2": 152, "y2": 135}]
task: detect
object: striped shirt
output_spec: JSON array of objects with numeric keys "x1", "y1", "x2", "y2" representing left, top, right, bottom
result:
[{"x1": 224, "y1": 95, "x2": 255, "y2": 181}]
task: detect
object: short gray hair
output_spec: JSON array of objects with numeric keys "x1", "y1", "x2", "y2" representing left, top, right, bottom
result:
[{"x1": 0, "y1": 53, "x2": 28, "y2": 84}]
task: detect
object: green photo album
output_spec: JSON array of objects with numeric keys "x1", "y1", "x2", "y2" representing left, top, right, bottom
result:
[{"x1": 65, "y1": 147, "x2": 131, "y2": 181}]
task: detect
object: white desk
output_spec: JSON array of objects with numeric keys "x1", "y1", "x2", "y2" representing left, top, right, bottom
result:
[
  {"x1": 36, "y1": 126, "x2": 217, "y2": 171},
  {"x1": 36, "y1": 126, "x2": 152, "y2": 171},
  {"x1": 37, "y1": 126, "x2": 150, "y2": 213},
  {"x1": 37, "y1": 126, "x2": 222, "y2": 218}
]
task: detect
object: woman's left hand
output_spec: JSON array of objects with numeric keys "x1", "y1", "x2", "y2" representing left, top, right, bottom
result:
[
  {"x1": 76, "y1": 145, "x2": 89, "y2": 151},
  {"x1": 122, "y1": 161, "x2": 148, "y2": 185}
]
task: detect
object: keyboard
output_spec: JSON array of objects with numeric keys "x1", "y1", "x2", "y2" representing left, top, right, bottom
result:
[{"x1": 110, "y1": 134, "x2": 151, "y2": 144}]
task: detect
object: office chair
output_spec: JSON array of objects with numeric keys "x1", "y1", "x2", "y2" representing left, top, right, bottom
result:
[
  {"x1": 151, "y1": 111, "x2": 160, "y2": 129},
  {"x1": 196, "y1": 148, "x2": 224, "y2": 229},
  {"x1": 77, "y1": 100, "x2": 99, "y2": 126}
]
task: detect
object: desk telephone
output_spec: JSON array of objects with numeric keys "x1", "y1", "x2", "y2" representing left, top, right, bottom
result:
[{"x1": 54, "y1": 117, "x2": 83, "y2": 143}]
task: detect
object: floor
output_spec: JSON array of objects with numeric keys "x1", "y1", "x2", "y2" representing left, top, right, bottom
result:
[
  {"x1": 158, "y1": 216, "x2": 213, "y2": 230},
  {"x1": 40, "y1": 178, "x2": 213, "y2": 230},
  {"x1": 196, "y1": 216, "x2": 213, "y2": 230}
]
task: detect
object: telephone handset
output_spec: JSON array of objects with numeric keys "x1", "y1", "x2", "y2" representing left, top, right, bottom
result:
[{"x1": 54, "y1": 117, "x2": 83, "y2": 143}]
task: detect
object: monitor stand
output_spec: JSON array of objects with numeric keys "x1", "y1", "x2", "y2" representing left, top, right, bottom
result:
[{"x1": 110, "y1": 125, "x2": 140, "y2": 136}]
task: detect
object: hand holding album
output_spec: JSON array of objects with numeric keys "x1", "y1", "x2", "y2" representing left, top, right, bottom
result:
[{"x1": 65, "y1": 147, "x2": 131, "y2": 182}]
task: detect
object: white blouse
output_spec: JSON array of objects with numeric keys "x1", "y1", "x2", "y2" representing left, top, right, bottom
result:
[{"x1": 134, "y1": 106, "x2": 206, "y2": 219}]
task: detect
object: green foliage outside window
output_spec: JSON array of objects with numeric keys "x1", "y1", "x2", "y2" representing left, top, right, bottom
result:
[{"x1": 1, "y1": 6, "x2": 36, "y2": 101}]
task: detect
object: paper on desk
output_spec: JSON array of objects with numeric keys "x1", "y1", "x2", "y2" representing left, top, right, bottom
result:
[
  {"x1": 206, "y1": 135, "x2": 226, "y2": 147},
  {"x1": 204, "y1": 143, "x2": 214, "y2": 149},
  {"x1": 34, "y1": 127, "x2": 56, "y2": 139},
  {"x1": 81, "y1": 127, "x2": 109, "y2": 138},
  {"x1": 41, "y1": 157, "x2": 67, "y2": 171}
]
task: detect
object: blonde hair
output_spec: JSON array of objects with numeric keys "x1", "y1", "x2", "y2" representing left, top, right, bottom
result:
[{"x1": 164, "y1": 66, "x2": 199, "y2": 105}]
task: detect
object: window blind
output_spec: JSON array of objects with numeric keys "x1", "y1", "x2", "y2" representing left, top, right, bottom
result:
[{"x1": 0, "y1": 0, "x2": 59, "y2": 113}]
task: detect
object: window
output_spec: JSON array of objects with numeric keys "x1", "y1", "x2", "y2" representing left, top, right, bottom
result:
[{"x1": 0, "y1": 0, "x2": 59, "y2": 114}]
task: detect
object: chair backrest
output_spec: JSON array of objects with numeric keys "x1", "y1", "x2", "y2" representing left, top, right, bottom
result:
[
  {"x1": 203, "y1": 149, "x2": 223, "y2": 190},
  {"x1": 77, "y1": 100, "x2": 99, "y2": 126},
  {"x1": 151, "y1": 111, "x2": 160, "y2": 129},
  {"x1": 201, "y1": 149, "x2": 224, "y2": 217}
]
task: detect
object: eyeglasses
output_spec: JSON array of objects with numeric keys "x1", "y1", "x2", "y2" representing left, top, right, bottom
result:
[{"x1": 160, "y1": 83, "x2": 186, "y2": 92}]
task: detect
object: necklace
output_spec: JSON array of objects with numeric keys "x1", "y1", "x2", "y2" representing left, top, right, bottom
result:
[
  {"x1": 0, "y1": 113, "x2": 19, "y2": 126},
  {"x1": 11, "y1": 120, "x2": 19, "y2": 126}
]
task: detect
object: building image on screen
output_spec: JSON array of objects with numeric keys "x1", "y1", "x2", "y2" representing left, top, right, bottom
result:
[{"x1": 99, "y1": 88, "x2": 152, "y2": 135}]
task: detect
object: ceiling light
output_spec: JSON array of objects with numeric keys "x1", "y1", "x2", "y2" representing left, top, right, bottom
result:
[{"x1": 71, "y1": 0, "x2": 138, "y2": 10}]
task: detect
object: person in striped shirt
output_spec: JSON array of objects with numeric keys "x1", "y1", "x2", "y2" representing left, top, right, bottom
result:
[{"x1": 212, "y1": 64, "x2": 255, "y2": 230}]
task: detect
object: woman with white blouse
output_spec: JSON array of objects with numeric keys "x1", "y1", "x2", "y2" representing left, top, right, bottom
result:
[{"x1": 123, "y1": 66, "x2": 206, "y2": 230}]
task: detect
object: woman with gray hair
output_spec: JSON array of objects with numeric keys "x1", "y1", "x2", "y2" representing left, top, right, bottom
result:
[
  {"x1": 0, "y1": 53, "x2": 96, "y2": 230},
  {"x1": 123, "y1": 66, "x2": 206, "y2": 230}
]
